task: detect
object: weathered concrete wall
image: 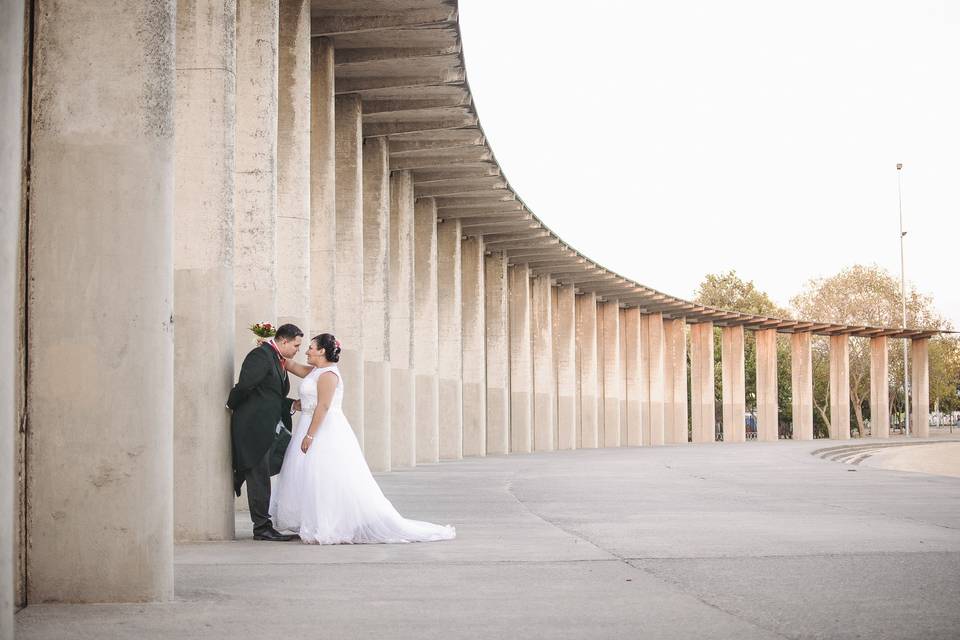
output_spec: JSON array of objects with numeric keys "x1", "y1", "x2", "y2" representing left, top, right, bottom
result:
[
  {"x1": 509, "y1": 264, "x2": 533, "y2": 453},
  {"x1": 555, "y1": 284, "x2": 577, "y2": 450},
  {"x1": 870, "y1": 336, "x2": 890, "y2": 438},
  {"x1": 911, "y1": 338, "x2": 930, "y2": 438},
  {"x1": 28, "y1": 0, "x2": 175, "y2": 601},
  {"x1": 690, "y1": 322, "x2": 716, "y2": 443},
  {"x1": 829, "y1": 335, "x2": 851, "y2": 439},
  {"x1": 644, "y1": 312, "x2": 665, "y2": 446},
  {"x1": 532, "y1": 274, "x2": 556, "y2": 451},
  {"x1": 576, "y1": 293, "x2": 599, "y2": 448},
  {"x1": 484, "y1": 252, "x2": 510, "y2": 455},
  {"x1": 173, "y1": 0, "x2": 236, "y2": 543},
  {"x1": 437, "y1": 219, "x2": 463, "y2": 460},
  {"x1": 461, "y1": 236, "x2": 487, "y2": 457},
  {"x1": 791, "y1": 332, "x2": 814, "y2": 440},
  {"x1": 389, "y1": 171, "x2": 415, "y2": 468},
  {"x1": 721, "y1": 325, "x2": 746, "y2": 443},
  {"x1": 334, "y1": 94, "x2": 365, "y2": 445},
  {"x1": 623, "y1": 308, "x2": 643, "y2": 446},
  {"x1": 234, "y1": 0, "x2": 278, "y2": 374},
  {"x1": 413, "y1": 198, "x2": 439, "y2": 463},
  {"x1": 362, "y1": 137, "x2": 391, "y2": 471},
  {"x1": 276, "y1": 0, "x2": 310, "y2": 339},
  {"x1": 599, "y1": 300, "x2": 621, "y2": 447},
  {"x1": 309, "y1": 37, "x2": 336, "y2": 333},
  {"x1": 1, "y1": 0, "x2": 24, "y2": 629},
  {"x1": 663, "y1": 318, "x2": 689, "y2": 444},
  {"x1": 756, "y1": 329, "x2": 778, "y2": 442}
]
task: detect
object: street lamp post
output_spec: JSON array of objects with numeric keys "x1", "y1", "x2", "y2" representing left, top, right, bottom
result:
[{"x1": 897, "y1": 163, "x2": 910, "y2": 437}]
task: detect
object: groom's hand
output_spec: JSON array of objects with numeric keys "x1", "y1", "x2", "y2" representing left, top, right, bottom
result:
[{"x1": 292, "y1": 399, "x2": 301, "y2": 413}]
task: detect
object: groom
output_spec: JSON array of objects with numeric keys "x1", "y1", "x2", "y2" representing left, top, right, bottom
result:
[{"x1": 227, "y1": 323, "x2": 303, "y2": 541}]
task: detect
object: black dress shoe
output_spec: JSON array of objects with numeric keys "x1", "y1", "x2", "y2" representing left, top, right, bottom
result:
[{"x1": 253, "y1": 528, "x2": 297, "y2": 542}]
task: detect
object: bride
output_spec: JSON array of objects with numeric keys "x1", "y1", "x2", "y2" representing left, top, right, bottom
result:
[{"x1": 271, "y1": 333, "x2": 455, "y2": 544}]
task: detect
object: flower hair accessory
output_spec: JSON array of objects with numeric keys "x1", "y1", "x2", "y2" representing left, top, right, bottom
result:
[{"x1": 335, "y1": 339, "x2": 341, "y2": 350}]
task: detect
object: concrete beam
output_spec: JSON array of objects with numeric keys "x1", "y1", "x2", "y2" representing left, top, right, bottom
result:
[
  {"x1": 509, "y1": 263, "x2": 534, "y2": 453},
  {"x1": 362, "y1": 136, "x2": 392, "y2": 471},
  {"x1": 663, "y1": 318, "x2": 689, "y2": 444},
  {"x1": 791, "y1": 332, "x2": 814, "y2": 441},
  {"x1": 643, "y1": 313, "x2": 666, "y2": 446},
  {"x1": 870, "y1": 336, "x2": 890, "y2": 439},
  {"x1": 173, "y1": 0, "x2": 237, "y2": 543},
  {"x1": 462, "y1": 236, "x2": 486, "y2": 457},
  {"x1": 485, "y1": 252, "x2": 510, "y2": 455},
  {"x1": 911, "y1": 338, "x2": 930, "y2": 438},
  {"x1": 414, "y1": 177, "x2": 508, "y2": 197},
  {"x1": 756, "y1": 329, "x2": 779, "y2": 442},
  {"x1": 388, "y1": 128, "x2": 485, "y2": 154},
  {"x1": 28, "y1": 0, "x2": 175, "y2": 601},
  {"x1": 721, "y1": 325, "x2": 746, "y2": 443},
  {"x1": 437, "y1": 218, "x2": 463, "y2": 460},
  {"x1": 556, "y1": 284, "x2": 578, "y2": 450},
  {"x1": 532, "y1": 274, "x2": 556, "y2": 451},
  {"x1": 311, "y1": 7, "x2": 456, "y2": 36},
  {"x1": 310, "y1": 37, "x2": 336, "y2": 335},
  {"x1": 389, "y1": 171, "x2": 416, "y2": 468},
  {"x1": 414, "y1": 197, "x2": 440, "y2": 462},
  {"x1": 363, "y1": 114, "x2": 476, "y2": 137},
  {"x1": 335, "y1": 94, "x2": 366, "y2": 445},
  {"x1": 412, "y1": 163, "x2": 498, "y2": 183},
  {"x1": 829, "y1": 335, "x2": 851, "y2": 439},
  {"x1": 599, "y1": 300, "x2": 622, "y2": 447},
  {"x1": 690, "y1": 322, "x2": 716, "y2": 443},
  {"x1": 577, "y1": 292, "x2": 600, "y2": 449}
]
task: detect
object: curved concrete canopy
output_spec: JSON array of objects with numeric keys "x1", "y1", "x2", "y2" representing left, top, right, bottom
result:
[{"x1": 313, "y1": 0, "x2": 936, "y2": 340}]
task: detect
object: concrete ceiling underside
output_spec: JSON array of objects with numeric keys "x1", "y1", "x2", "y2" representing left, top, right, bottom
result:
[{"x1": 311, "y1": 0, "x2": 937, "y2": 340}]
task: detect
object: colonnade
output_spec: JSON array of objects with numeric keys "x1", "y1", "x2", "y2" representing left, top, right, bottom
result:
[{"x1": 0, "y1": 0, "x2": 936, "y2": 620}]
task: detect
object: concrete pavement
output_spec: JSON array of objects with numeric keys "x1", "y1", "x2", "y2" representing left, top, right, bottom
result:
[{"x1": 17, "y1": 437, "x2": 960, "y2": 639}]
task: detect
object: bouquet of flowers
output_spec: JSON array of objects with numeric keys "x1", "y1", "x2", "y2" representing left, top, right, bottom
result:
[{"x1": 250, "y1": 322, "x2": 276, "y2": 345}]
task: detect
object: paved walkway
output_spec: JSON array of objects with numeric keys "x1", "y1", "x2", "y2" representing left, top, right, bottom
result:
[{"x1": 17, "y1": 438, "x2": 960, "y2": 639}]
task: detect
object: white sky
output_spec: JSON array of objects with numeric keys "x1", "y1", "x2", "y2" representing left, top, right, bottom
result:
[{"x1": 458, "y1": 0, "x2": 960, "y2": 329}]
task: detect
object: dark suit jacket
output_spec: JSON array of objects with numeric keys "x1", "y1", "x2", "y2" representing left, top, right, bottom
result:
[{"x1": 227, "y1": 343, "x2": 293, "y2": 495}]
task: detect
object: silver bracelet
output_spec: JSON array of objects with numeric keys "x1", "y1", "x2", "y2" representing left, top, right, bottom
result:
[{"x1": 305, "y1": 434, "x2": 314, "y2": 440}]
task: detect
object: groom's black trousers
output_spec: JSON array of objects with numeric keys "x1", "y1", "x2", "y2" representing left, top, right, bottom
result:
[{"x1": 245, "y1": 447, "x2": 273, "y2": 535}]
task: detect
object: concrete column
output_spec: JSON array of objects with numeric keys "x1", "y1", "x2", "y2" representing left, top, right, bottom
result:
[
  {"x1": 663, "y1": 318, "x2": 689, "y2": 444},
  {"x1": 362, "y1": 137, "x2": 391, "y2": 471},
  {"x1": 644, "y1": 312, "x2": 666, "y2": 446},
  {"x1": 509, "y1": 263, "x2": 533, "y2": 453},
  {"x1": 173, "y1": 0, "x2": 236, "y2": 543},
  {"x1": 555, "y1": 284, "x2": 577, "y2": 450},
  {"x1": 721, "y1": 325, "x2": 746, "y2": 443},
  {"x1": 334, "y1": 94, "x2": 364, "y2": 444},
  {"x1": 829, "y1": 334, "x2": 851, "y2": 440},
  {"x1": 599, "y1": 300, "x2": 622, "y2": 447},
  {"x1": 623, "y1": 308, "x2": 643, "y2": 446},
  {"x1": 28, "y1": 0, "x2": 175, "y2": 602},
  {"x1": 911, "y1": 338, "x2": 930, "y2": 438},
  {"x1": 756, "y1": 329, "x2": 779, "y2": 442},
  {"x1": 0, "y1": 0, "x2": 24, "y2": 629},
  {"x1": 276, "y1": 0, "x2": 310, "y2": 336},
  {"x1": 437, "y1": 219, "x2": 463, "y2": 460},
  {"x1": 310, "y1": 37, "x2": 336, "y2": 333},
  {"x1": 413, "y1": 198, "x2": 439, "y2": 462},
  {"x1": 791, "y1": 332, "x2": 814, "y2": 441},
  {"x1": 389, "y1": 171, "x2": 416, "y2": 468},
  {"x1": 619, "y1": 308, "x2": 629, "y2": 445},
  {"x1": 484, "y1": 252, "x2": 510, "y2": 455},
  {"x1": 690, "y1": 322, "x2": 716, "y2": 443},
  {"x1": 532, "y1": 274, "x2": 556, "y2": 451},
  {"x1": 870, "y1": 336, "x2": 890, "y2": 439},
  {"x1": 234, "y1": 0, "x2": 279, "y2": 374},
  {"x1": 462, "y1": 236, "x2": 487, "y2": 457},
  {"x1": 577, "y1": 293, "x2": 600, "y2": 448}
]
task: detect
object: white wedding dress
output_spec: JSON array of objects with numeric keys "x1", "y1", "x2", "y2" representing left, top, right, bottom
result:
[{"x1": 270, "y1": 365, "x2": 456, "y2": 544}]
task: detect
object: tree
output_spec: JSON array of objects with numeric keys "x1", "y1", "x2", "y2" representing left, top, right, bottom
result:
[{"x1": 790, "y1": 264, "x2": 948, "y2": 436}]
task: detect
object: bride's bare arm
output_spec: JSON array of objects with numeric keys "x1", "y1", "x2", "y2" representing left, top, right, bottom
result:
[
  {"x1": 300, "y1": 372, "x2": 338, "y2": 453},
  {"x1": 285, "y1": 360, "x2": 314, "y2": 379}
]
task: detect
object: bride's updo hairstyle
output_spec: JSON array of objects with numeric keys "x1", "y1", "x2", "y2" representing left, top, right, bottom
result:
[{"x1": 313, "y1": 333, "x2": 341, "y2": 363}]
